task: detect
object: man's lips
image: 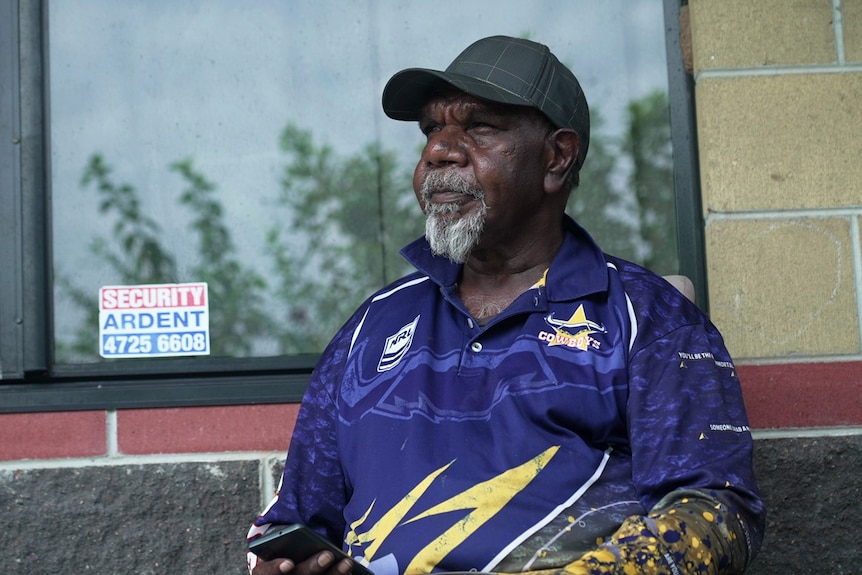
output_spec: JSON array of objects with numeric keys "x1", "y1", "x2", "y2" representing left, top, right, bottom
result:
[{"x1": 427, "y1": 189, "x2": 477, "y2": 204}]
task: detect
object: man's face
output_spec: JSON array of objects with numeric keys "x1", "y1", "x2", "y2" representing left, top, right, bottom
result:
[{"x1": 413, "y1": 90, "x2": 552, "y2": 262}]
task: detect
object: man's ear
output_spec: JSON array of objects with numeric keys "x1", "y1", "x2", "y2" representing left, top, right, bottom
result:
[{"x1": 544, "y1": 129, "x2": 580, "y2": 194}]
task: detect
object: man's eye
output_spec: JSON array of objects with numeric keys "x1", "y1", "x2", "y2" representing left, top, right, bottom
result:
[
  {"x1": 469, "y1": 122, "x2": 496, "y2": 132},
  {"x1": 420, "y1": 124, "x2": 440, "y2": 136}
]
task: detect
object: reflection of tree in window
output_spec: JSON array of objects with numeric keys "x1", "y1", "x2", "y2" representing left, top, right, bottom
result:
[
  {"x1": 56, "y1": 92, "x2": 675, "y2": 362},
  {"x1": 570, "y1": 91, "x2": 676, "y2": 274},
  {"x1": 57, "y1": 155, "x2": 273, "y2": 360}
]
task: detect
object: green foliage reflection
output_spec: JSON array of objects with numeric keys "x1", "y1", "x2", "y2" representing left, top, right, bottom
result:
[{"x1": 56, "y1": 91, "x2": 675, "y2": 362}]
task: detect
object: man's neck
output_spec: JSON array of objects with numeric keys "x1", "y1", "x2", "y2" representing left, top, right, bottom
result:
[{"x1": 458, "y1": 235, "x2": 562, "y2": 325}]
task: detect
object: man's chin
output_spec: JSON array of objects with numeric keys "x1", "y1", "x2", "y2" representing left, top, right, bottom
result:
[
  {"x1": 424, "y1": 207, "x2": 485, "y2": 263},
  {"x1": 426, "y1": 232, "x2": 475, "y2": 263}
]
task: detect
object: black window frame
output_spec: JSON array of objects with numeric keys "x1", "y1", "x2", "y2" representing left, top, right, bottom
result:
[{"x1": 0, "y1": 0, "x2": 704, "y2": 413}]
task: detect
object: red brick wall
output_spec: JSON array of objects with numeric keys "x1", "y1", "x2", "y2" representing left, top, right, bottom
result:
[
  {"x1": 0, "y1": 404, "x2": 299, "y2": 461},
  {"x1": 738, "y1": 361, "x2": 862, "y2": 429},
  {"x1": 1, "y1": 362, "x2": 859, "y2": 462}
]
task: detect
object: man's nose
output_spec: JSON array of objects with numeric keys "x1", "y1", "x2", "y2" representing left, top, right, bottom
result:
[{"x1": 423, "y1": 126, "x2": 468, "y2": 167}]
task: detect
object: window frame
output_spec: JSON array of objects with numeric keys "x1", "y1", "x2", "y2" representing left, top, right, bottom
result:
[
  {"x1": 0, "y1": 0, "x2": 704, "y2": 413},
  {"x1": 665, "y1": 0, "x2": 708, "y2": 309}
]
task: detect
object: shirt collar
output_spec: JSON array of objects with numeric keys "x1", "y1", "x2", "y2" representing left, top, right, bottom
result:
[{"x1": 400, "y1": 215, "x2": 609, "y2": 302}]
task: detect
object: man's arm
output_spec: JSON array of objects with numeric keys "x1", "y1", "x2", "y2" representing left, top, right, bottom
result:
[
  {"x1": 610, "y1": 275, "x2": 764, "y2": 574},
  {"x1": 246, "y1": 306, "x2": 369, "y2": 574},
  {"x1": 559, "y1": 489, "x2": 751, "y2": 575}
]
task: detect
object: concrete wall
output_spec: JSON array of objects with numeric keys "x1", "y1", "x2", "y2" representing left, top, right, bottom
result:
[
  {"x1": 0, "y1": 407, "x2": 295, "y2": 575},
  {"x1": 2, "y1": 2, "x2": 862, "y2": 574}
]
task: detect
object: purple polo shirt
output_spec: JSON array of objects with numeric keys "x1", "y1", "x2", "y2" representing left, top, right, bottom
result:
[{"x1": 255, "y1": 216, "x2": 763, "y2": 575}]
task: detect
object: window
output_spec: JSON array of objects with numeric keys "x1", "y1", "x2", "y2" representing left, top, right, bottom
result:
[{"x1": 0, "y1": 0, "x2": 700, "y2": 411}]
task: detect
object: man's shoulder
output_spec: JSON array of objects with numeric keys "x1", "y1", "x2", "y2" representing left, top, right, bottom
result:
[
  {"x1": 316, "y1": 271, "x2": 438, "y2": 374},
  {"x1": 604, "y1": 255, "x2": 704, "y2": 332},
  {"x1": 605, "y1": 256, "x2": 673, "y2": 295},
  {"x1": 341, "y1": 272, "x2": 439, "y2": 335}
]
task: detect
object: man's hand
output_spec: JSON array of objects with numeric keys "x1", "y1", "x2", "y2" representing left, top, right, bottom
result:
[{"x1": 252, "y1": 550, "x2": 357, "y2": 575}]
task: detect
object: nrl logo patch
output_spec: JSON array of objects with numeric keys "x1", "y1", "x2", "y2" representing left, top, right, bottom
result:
[{"x1": 378, "y1": 315, "x2": 420, "y2": 372}]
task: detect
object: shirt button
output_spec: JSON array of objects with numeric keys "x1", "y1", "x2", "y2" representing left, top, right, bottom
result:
[
  {"x1": 467, "y1": 318, "x2": 475, "y2": 329},
  {"x1": 470, "y1": 342, "x2": 483, "y2": 352}
]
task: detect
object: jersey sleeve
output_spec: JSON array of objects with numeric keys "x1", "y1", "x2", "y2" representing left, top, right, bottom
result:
[
  {"x1": 246, "y1": 307, "x2": 367, "y2": 572},
  {"x1": 552, "y1": 489, "x2": 752, "y2": 575},
  {"x1": 624, "y1": 301, "x2": 765, "y2": 569}
]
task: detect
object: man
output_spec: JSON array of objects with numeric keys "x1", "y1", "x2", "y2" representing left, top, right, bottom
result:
[{"x1": 248, "y1": 35, "x2": 765, "y2": 575}]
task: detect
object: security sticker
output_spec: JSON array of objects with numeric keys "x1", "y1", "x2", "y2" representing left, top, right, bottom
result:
[{"x1": 99, "y1": 282, "x2": 210, "y2": 358}]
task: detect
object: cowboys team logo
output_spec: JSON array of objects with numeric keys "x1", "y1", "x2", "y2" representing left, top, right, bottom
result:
[
  {"x1": 378, "y1": 315, "x2": 420, "y2": 372},
  {"x1": 539, "y1": 304, "x2": 605, "y2": 351}
]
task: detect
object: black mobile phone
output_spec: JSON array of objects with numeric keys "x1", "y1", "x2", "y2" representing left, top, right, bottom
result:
[{"x1": 248, "y1": 524, "x2": 374, "y2": 575}]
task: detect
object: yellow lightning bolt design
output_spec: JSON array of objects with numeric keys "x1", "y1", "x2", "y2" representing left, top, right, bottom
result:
[
  {"x1": 347, "y1": 446, "x2": 560, "y2": 574},
  {"x1": 347, "y1": 459, "x2": 456, "y2": 560},
  {"x1": 403, "y1": 446, "x2": 560, "y2": 573}
]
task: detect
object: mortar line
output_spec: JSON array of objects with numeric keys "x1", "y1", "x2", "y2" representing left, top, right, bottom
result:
[
  {"x1": 260, "y1": 454, "x2": 277, "y2": 510},
  {"x1": 851, "y1": 216, "x2": 862, "y2": 350},
  {"x1": 834, "y1": 0, "x2": 846, "y2": 65},
  {"x1": 706, "y1": 207, "x2": 862, "y2": 223},
  {"x1": 736, "y1": 353, "x2": 862, "y2": 366},
  {"x1": 696, "y1": 63, "x2": 862, "y2": 81},
  {"x1": 106, "y1": 409, "x2": 119, "y2": 457},
  {"x1": 0, "y1": 451, "x2": 284, "y2": 471},
  {"x1": 752, "y1": 426, "x2": 862, "y2": 440}
]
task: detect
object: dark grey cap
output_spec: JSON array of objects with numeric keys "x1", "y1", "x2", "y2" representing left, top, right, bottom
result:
[{"x1": 382, "y1": 35, "x2": 590, "y2": 168}]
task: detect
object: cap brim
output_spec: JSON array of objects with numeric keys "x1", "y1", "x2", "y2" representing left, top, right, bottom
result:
[{"x1": 382, "y1": 68, "x2": 535, "y2": 121}]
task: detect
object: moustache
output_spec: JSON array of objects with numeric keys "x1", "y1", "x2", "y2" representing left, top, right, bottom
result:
[{"x1": 419, "y1": 171, "x2": 484, "y2": 204}]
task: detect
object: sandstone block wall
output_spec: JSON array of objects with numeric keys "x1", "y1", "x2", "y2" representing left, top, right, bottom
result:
[{"x1": 690, "y1": 0, "x2": 862, "y2": 361}]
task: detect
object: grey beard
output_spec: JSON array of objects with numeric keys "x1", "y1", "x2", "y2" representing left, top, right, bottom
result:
[{"x1": 419, "y1": 171, "x2": 488, "y2": 263}]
